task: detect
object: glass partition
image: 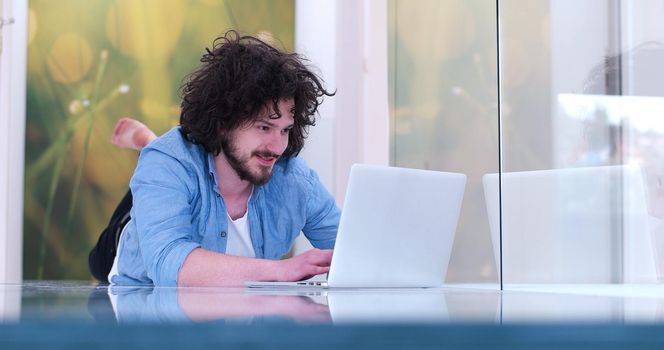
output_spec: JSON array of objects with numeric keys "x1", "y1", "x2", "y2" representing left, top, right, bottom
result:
[
  {"x1": 390, "y1": 0, "x2": 664, "y2": 285},
  {"x1": 389, "y1": 0, "x2": 499, "y2": 284},
  {"x1": 500, "y1": 0, "x2": 664, "y2": 284}
]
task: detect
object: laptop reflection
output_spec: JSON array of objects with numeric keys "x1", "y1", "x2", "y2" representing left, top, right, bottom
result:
[{"x1": 106, "y1": 286, "x2": 453, "y2": 325}]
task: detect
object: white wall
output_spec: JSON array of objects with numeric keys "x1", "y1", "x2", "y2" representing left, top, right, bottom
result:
[
  {"x1": 0, "y1": 0, "x2": 27, "y2": 284},
  {"x1": 296, "y1": 0, "x2": 389, "y2": 204},
  {"x1": 295, "y1": 0, "x2": 338, "y2": 194},
  {"x1": 621, "y1": 0, "x2": 664, "y2": 53},
  {"x1": 620, "y1": 0, "x2": 664, "y2": 96},
  {"x1": 294, "y1": 0, "x2": 389, "y2": 253}
]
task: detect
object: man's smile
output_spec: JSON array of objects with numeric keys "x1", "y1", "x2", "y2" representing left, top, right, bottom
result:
[{"x1": 253, "y1": 151, "x2": 280, "y2": 166}]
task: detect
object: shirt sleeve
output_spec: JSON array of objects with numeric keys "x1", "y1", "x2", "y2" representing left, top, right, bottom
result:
[
  {"x1": 129, "y1": 148, "x2": 201, "y2": 286},
  {"x1": 302, "y1": 168, "x2": 340, "y2": 249}
]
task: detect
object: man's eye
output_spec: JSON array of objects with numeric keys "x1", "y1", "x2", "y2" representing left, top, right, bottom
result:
[{"x1": 258, "y1": 125, "x2": 270, "y2": 131}]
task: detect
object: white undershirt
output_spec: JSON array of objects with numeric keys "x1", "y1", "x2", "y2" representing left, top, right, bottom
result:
[
  {"x1": 225, "y1": 208, "x2": 256, "y2": 258},
  {"x1": 225, "y1": 188, "x2": 256, "y2": 258}
]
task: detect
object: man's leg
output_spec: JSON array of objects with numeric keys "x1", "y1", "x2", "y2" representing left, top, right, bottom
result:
[
  {"x1": 111, "y1": 117, "x2": 157, "y2": 151},
  {"x1": 88, "y1": 190, "x2": 133, "y2": 282}
]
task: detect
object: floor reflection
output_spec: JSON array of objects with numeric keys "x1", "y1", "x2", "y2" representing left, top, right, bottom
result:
[
  {"x1": 4, "y1": 282, "x2": 664, "y2": 325},
  {"x1": 111, "y1": 286, "x2": 331, "y2": 324},
  {"x1": 110, "y1": 286, "x2": 456, "y2": 325}
]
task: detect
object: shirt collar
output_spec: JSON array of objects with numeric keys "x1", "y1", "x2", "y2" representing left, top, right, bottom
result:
[{"x1": 207, "y1": 152, "x2": 221, "y2": 196}]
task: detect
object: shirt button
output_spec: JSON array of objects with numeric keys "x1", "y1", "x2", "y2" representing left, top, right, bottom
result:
[{"x1": 220, "y1": 231, "x2": 227, "y2": 238}]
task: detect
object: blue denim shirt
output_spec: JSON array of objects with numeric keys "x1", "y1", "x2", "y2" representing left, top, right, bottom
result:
[{"x1": 111, "y1": 127, "x2": 340, "y2": 286}]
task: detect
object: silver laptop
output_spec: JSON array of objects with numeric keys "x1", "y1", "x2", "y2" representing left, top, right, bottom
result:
[{"x1": 247, "y1": 164, "x2": 466, "y2": 288}]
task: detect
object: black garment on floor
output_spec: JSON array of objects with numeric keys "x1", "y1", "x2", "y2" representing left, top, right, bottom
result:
[
  {"x1": 88, "y1": 190, "x2": 133, "y2": 282},
  {"x1": 87, "y1": 284, "x2": 118, "y2": 324}
]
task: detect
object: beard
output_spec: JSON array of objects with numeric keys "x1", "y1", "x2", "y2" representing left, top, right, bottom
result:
[{"x1": 220, "y1": 135, "x2": 280, "y2": 186}]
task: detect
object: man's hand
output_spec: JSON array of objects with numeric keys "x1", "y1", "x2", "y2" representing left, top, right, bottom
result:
[
  {"x1": 178, "y1": 248, "x2": 334, "y2": 287},
  {"x1": 274, "y1": 249, "x2": 333, "y2": 282}
]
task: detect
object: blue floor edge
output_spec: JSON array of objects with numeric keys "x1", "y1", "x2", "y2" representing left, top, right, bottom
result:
[{"x1": 2, "y1": 323, "x2": 664, "y2": 349}]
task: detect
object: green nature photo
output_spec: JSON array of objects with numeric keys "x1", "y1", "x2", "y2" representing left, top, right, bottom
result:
[{"x1": 24, "y1": 0, "x2": 294, "y2": 280}]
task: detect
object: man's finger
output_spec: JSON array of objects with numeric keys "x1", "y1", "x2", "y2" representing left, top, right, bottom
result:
[{"x1": 306, "y1": 249, "x2": 333, "y2": 264}]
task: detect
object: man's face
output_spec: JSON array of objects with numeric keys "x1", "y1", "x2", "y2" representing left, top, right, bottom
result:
[{"x1": 221, "y1": 99, "x2": 295, "y2": 185}]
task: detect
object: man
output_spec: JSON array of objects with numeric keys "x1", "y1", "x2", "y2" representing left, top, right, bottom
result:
[{"x1": 104, "y1": 30, "x2": 339, "y2": 287}]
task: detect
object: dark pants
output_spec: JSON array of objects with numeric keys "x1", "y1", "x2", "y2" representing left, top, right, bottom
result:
[{"x1": 88, "y1": 190, "x2": 133, "y2": 282}]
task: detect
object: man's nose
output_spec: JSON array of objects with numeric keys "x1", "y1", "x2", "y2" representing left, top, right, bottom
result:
[{"x1": 266, "y1": 131, "x2": 287, "y2": 155}]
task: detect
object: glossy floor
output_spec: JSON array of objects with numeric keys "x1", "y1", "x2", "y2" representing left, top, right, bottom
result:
[{"x1": 3, "y1": 281, "x2": 664, "y2": 325}]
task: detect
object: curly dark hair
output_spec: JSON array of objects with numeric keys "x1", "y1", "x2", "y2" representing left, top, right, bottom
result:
[{"x1": 179, "y1": 30, "x2": 334, "y2": 158}]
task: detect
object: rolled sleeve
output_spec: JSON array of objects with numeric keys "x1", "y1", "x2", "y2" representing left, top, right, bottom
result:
[{"x1": 130, "y1": 148, "x2": 201, "y2": 286}]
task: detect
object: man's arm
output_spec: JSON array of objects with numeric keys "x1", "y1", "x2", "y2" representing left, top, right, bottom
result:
[
  {"x1": 302, "y1": 167, "x2": 340, "y2": 249},
  {"x1": 131, "y1": 148, "x2": 333, "y2": 286},
  {"x1": 177, "y1": 248, "x2": 333, "y2": 287}
]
